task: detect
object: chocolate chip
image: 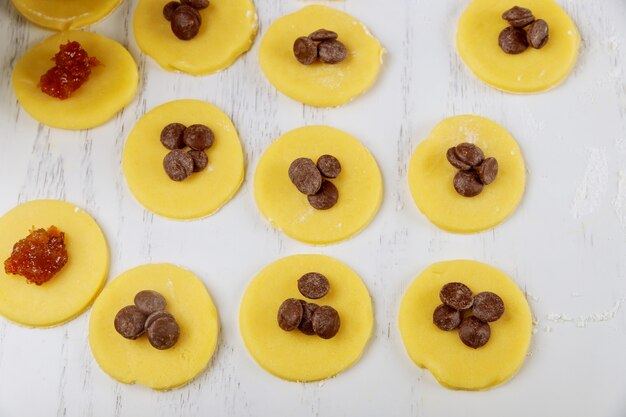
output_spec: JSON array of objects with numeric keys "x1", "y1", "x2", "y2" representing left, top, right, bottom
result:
[
  {"x1": 188, "y1": 150, "x2": 208, "y2": 172},
  {"x1": 308, "y1": 180, "x2": 339, "y2": 210},
  {"x1": 476, "y1": 157, "x2": 498, "y2": 185},
  {"x1": 316, "y1": 154, "x2": 341, "y2": 178},
  {"x1": 144, "y1": 310, "x2": 174, "y2": 330},
  {"x1": 163, "y1": 149, "x2": 194, "y2": 181},
  {"x1": 288, "y1": 158, "x2": 322, "y2": 196},
  {"x1": 181, "y1": 0, "x2": 209, "y2": 10},
  {"x1": 472, "y1": 292, "x2": 505, "y2": 322},
  {"x1": 146, "y1": 315, "x2": 180, "y2": 350},
  {"x1": 454, "y1": 143, "x2": 484, "y2": 167},
  {"x1": 318, "y1": 40, "x2": 347, "y2": 64},
  {"x1": 293, "y1": 36, "x2": 317, "y2": 65},
  {"x1": 171, "y1": 5, "x2": 201, "y2": 41},
  {"x1": 433, "y1": 304, "x2": 463, "y2": 331},
  {"x1": 114, "y1": 305, "x2": 148, "y2": 340},
  {"x1": 453, "y1": 170, "x2": 484, "y2": 197},
  {"x1": 277, "y1": 298, "x2": 304, "y2": 331},
  {"x1": 308, "y1": 29, "x2": 338, "y2": 41},
  {"x1": 312, "y1": 305, "x2": 340, "y2": 339},
  {"x1": 527, "y1": 19, "x2": 549, "y2": 49},
  {"x1": 502, "y1": 6, "x2": 535, "y2": 27},
  {"x1": 440, "y1": 282, "x2": 474, "y2": 310},
  {"x1": 183, "y1": 124, "x2": 214, "y2": 151},
  {"x1": 459, "y1": 316, "x2": 491, "y2": 349},
  {"x1": 298, "y1": 301, "x2": 319, "y2": 335},
  {"x1": 163, "y1": 1, "x2": 181, "y2": 21},
  {"x1": 499, "y1": 26, "x2": 529, "y2": 54},
  {"x1": 446, "y1": 147, "x2": 471, "y2": 170},
  {"x1": 134, "y1": 290, "x2": 167, "y2": 315},
  {"x1": 160, "y1": 123, "x2": 186, "y2": 150},
  {"x1": 298, "y1": 272, "x2": 330, "y2": 299}
]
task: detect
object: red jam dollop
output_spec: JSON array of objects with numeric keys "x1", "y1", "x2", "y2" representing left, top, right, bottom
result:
[{"x1": 39, "y1": 41, "x2": 100, "y2": 100}]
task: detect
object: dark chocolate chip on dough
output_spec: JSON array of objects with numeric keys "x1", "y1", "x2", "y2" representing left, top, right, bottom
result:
[
  {"x1": 433, "y1": 304, "x2": 463, "y2": 331},
  {"x1": 499, "y1": 26, "x2": 529, "y2": 54},
  {"x1": 114, "y1": 305, "x2": 148, "y2": 340},
  {"x1": 289, "y1": 158, "x2": 323, "y2": 196},
  {"x1": 446, "y1": 147, "x2": 472, "y2": 170},
  {"x1": 527, "y1": 19, "x2": 549, "y2": 49},
  {"x1": 454, "y1": 143, "x2": 484, "y2": 167},
  {"x1": 188, "y1": 150, "x2": 208, "y2": 172},
  {"x1": 476, "y1": 157, "x2": 499, "y2": 185},
  {"x1": 459, "y1": 316, "x2": 491, "y2": 349},
  {"x1": 440, "y1": 282, "x2": 474, "y2": 310},
  {"x1": 134, "y1": 290, "x2": 167, "y2": 315},
  {"x1": 298, "y1": 272, "x2": 330, "y2": 299},
  {"x1": 181, "y1": 0, "x2": 209, "y2": 10},
  {"x1": 163, "y1": 1, "x2": 181, "y2": 21},
  {"x1": 308, "y1": 180, "x2": 339, "y2": 210},
  {"x1": 160, "y1": 123, "x2": 186, "y2": 150},
  {"x1": 472, "y1": 292, "x2": 505, "y2": 322},
  {"x1": 453, "y1": 170, "x2": 484, "y2": 197},
  {"x1": 316, "y1": 154, "x2": 341, "y2": 178},
  {"x1": 277, "y1": 298, "x2": 304, "y2": 331},
  {"x1": 184, "y1": 124, "x2": 214, "y2": 151},
  {"x1": 309, "y1": 29, "x2": 338, "y2": 41},
  {"x1": 293, "y1": 36, "x2": 318, "y2": 65},
  {"x1": 298, "y1": 301, "x2": 319, "y2": 335},
  {"x1": 145, "y1": 310, "x2": 175, "y2": 330},
  {"x1": 171, "y1": 5, "x2": 202, "y2": 41},
  {"x1": 147, "y1": 315, "x2": 180, "y2": 350},
  {"x1": 318, "y1": 40, "x2": 347, "y2": 64},
  {"x1": 312, "y1": 305, "x2": 341, "y2": 339},
  {"x1": 163, "y1": 149, "x2": 194, "y2": 181},
  {"x1": 502, "y1": 6, "x2": 535, "y2": 28}
]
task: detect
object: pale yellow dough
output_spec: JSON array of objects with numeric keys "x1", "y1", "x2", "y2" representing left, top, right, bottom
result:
[
  {"x1": 12, "y1": 31, "x2": 138, "y2": 130},
  {"x1": 399, "y1": 260, "x2": 532, "y2": 390},
  {"x1": 254, "y1": 126, "x2": 382, "y2": 244},
  {"x1": 457, "y1": 0, "x2": 580, "y2": 93},
  {"x1": 259, "y1": 5, "x2": 384, "y2": 107},
  {"x1": 89, "y1": 263, "x2": 219, "y2": 391},
  {"x1": 11, "y1": 0, "x2": 121, "y2": 30},
  {"x1": 122, "y1": 100, "x2": 244, "y2": 220},
  {"x1": 134, "y1": 0, "x2": 257, "y2": 75},
  {"x1": 0, "y1": 200, "x2": 109, "y2": 327},
  {"x1": 408, "y1": 115, "x2": 525, "y2": 233},
  {"x1": 240, "y1": 254, "x2": 372, "y2": 381}
]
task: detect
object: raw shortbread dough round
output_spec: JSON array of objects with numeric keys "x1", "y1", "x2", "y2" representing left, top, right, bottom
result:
[
  {"x1": 399, "y1": 260, "x2": 532, "y2": 390},
  {"x1": 457, "y1": 0, "x2": 580, "y2": 93},
  {"x1": 134, "y1": 0, "x2": 257, "y2": 75},
  {"x1": 89, "y1": 263, "x2": 219, "y2": 391},
  {"x1": 240, "y1": 254, "x2": 372, "y2": 381},
  {"x1": 0, "y1": 200, "x2": 109, "y2": 327},
  {"x1": 259, "y1": 5, "x2": 384, "y2": 107},
  {"x1": 122, "y1": 99, "x2": 244, "y2": 220},
  {"x1": 12, "y1": 30, "x2": 138, "y2": 130},
  {"x1": 408, "y1": 115, "x2": 525, "y2": 233},
  {"x1": 254, "y1": 126, "x2": 382, "y2": 244},
  {"x1": 11, "y1": 0, "x2": 121, "y2": 30}
]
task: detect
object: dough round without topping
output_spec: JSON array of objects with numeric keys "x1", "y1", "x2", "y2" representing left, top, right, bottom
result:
[
  {"x1": 89, "y1": 263, "x2": 219, "y2": 390},
  {"x1": 457, "y1": 0, "x2": 580, "y2": 93},
  {"x1": 240, "y1": 254, "x2": 372, "y2": 381},
  {"x1": 134, "y1": 0, "x2": 257, "y2": 75},
  {"x1": 399, "y1": 260, "x2": 532, "y2": 390},
  {"x1": 11, "y1": 0, "x2": 121, "y2": 30},
  {"x1": 12, "y1": 31, "x2": 138, "y2": 130},
  {"x1": 408, "y1": 115, "x2": 525, "y2": 233},
  {"x1": 0, "y1": 200, "x2": 109, "y2": 327},
  {"x1": 254, "y1": 126, "x2": 382, "y2": 244},
  {"x1": 259, "y1": 5, "x2": 384, "y2": 107},
  {"x1": 122, "y1": 100, "x2": 244, "y2": 220}
]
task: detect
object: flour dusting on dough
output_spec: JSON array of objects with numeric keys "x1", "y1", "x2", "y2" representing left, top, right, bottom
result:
[{"x1": 570, "y1": 147, "x2": 608, "y2": 219}]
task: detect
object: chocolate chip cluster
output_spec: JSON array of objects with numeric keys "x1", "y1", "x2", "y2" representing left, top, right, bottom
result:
[
  {"x1": 277, "y1": 272, "x2": 340, "y2": 339},
  {"x1": 162, "y1": 0, "x2": 209, "y2": 40},
  {"x1": 293, "y1": 29, "x2": 347, "y2": 65},
  {"x1": 288, "y1": 155, "x2": 342, "y2": 210},
  {"x1": 433, "y1": 282, "x2": 505, "y2": 349},
  {"x1": 114, "y1": 290, "x2": 180, "y2": 350},
  {"x1": 446, "y1": 143, "x2": 498, "y2": 197},
  {"x1": 499, "y1": 6, "x2": 549, "y2": 54},
  {"x1": 160, "y1": 122, "x2": 214, "y2": 181}
]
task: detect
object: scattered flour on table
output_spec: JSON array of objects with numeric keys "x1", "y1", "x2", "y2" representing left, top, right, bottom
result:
[
  {"x1": 570, "y1": 147, "x2": 608, "y2": 219},
  {"x1": 545, "y1": 297, "x2": 625, "y2": 329},
  {"x1": 613, "y1": 171, "x2": 626, "y2": 228}
]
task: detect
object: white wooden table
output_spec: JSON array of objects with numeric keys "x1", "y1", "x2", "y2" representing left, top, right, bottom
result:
[{"x1": 1, "y1": 0, "x2": 625, "y2": 416}]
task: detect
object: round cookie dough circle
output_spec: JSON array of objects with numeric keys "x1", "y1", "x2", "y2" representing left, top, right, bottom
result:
[
  {"x1": 11, "y1": 0, "x2": 121, "y2": 30},
  {"x1": 408, "y1": 115, "x2": 525, "y2": 233},
  {"x1": 122, "y1": 100, "x2": 244, "y2": 220},
  {"x1": 0, "y1": 200, "x2": 109, "y2": 327},
  {"x1": 240, "y1": 254, "x2": 373, "y2": 381},
  {"x1": 399, "y1": 260, "x2": 532, "y2": 390},
  {"x1": 457, "y1": 0, "x2": 580, "y2": 93},
  {"x1": 254, "y1": 126, "x2": 382, "y2": 244},
  {"x1": 134, "y1": 0, "x2": 257, "y2": 75},
  {"x1": 259, "y1": 5, "x2": 384, "y2": 107},
  {"x1": 89, "y1": 263, "x2": 219, "y2": 390},
  {"x1": 12, "y1": 30, "x2": 138, "y2": 130}
]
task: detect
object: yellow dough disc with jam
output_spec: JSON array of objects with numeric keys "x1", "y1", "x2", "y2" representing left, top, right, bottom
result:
[
  {"x1": 457, "y1": 0, "x2": 580, "y2": 93},
  {"x1": 89, "y1": 263, "x2": 219, "y2": 391},
  {"x1": 12, "y1": 30, "x2": 138, "y2": 130},
  {"x1": 122, "y1": 99, "x2": 244, "y2": 220},
  {"x1": 259, "y1": 5, "x2": 384, "y2": 107},
  {"x1": 254, "y1": 126, "x2": 382, "y2": 244},
  {"x1": 399, "y1": 260, "x2": 532, "y2": 390},
  {"x1": 0, "y1": 200, "x2": 109, "y2": 327},
  {"x1": 408, "y1": 115, "x2": 525, "y2": 233},
  {"x1": 133, "y1": 0, "x2": 257, "y2": 75},
  {"x1": 240, "y1": 254, "x2": 372, "y2": 381},
  {"x1": 11, "y1": 0, "x2": 121, "y2": 30}
]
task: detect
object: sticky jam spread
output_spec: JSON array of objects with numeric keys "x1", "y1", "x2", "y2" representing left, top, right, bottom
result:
[
  {"x1": 39, "y1": 41, "x2": 100, "y2": 100},
  {"x1": 4, "y1": 226, "x2": 69, "y2": 285}
]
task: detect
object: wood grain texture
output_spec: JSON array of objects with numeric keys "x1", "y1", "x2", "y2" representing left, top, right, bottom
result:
[{"x1": 0, "y1": 0, "x2": 626, "y2": 416}]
